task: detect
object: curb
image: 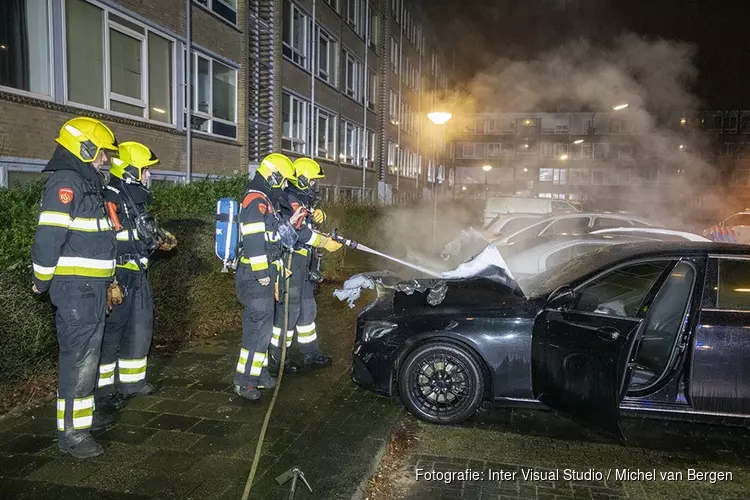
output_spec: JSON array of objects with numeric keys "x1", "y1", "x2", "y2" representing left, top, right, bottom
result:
[{"x1": 349, "y1": 428, "x2": 394, "y2": 500}]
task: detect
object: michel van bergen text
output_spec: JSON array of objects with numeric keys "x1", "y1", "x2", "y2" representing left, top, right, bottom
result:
[{"x1": 414, "y1": 468, "x2": 733, "y2": 484}]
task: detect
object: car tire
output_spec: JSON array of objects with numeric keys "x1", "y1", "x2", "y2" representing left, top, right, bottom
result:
[{"x1": 398, "y1": 342, "x2": 485, "y2": 425}]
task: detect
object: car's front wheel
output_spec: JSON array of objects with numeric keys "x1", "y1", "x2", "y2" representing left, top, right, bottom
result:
[{"x1": 398, "y1": 342, "x2": 485, "y2": 425}]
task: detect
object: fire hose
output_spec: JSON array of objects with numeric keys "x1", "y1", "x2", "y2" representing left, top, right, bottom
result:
[
  {"x1": 241, "y1": 251, "x2": 295, "y2": 500},
  {"x1": 330, "y1": 229, "x2": 443, "y2": 278}
]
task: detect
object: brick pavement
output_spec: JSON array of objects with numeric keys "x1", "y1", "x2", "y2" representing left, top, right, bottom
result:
[{"x1": 0, "y1": 282, "x2": 404, "y2": 500}]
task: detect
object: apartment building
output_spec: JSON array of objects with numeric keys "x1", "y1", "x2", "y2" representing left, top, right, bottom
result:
[
  {"x1": 0, "y1": 0, "x2": 451, "y2": 205},
  {"x1": 450, "y1": 110, "x2": 749, "y2": 212},
  {"x1": 278, "y1": 0, "x2": 450, "y2": 203},
  {"x1": 0, "y1": 0, "x2": 245, "y2": 187}
]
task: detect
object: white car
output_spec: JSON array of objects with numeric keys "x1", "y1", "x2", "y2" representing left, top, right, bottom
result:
[
  {"x1": 703, "y1": 211, "x2": 750, "y2": 243},
  {"x1": 493, "y1": 212, "x2": 655, "y2": 247},
  {"x1": 503, "y1": 230, "x2": 708, "y2": 278}
]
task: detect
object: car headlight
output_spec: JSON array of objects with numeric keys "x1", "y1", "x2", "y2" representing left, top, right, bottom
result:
[{"x1": 361, "y1": 321, "x2": 398, "y2": 343}]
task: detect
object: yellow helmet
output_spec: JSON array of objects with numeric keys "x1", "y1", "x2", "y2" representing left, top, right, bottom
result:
[
  {"x1": 291, "y1": 158, "x2": 325, "y2": 190},
  {"x1": 56, "y1": 117, "x2": 118, "y2": 163},
  {"x1": 257, "y1": 153, "x2": 295, "y2": 188},
  {"x1": 110, "y1": 141, "x2": 159, "y2": 183}
]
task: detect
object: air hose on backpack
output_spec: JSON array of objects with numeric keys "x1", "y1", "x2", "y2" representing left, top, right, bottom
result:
[{"x1": 241, "y1": 251, "x2": 294, "y2": 500}]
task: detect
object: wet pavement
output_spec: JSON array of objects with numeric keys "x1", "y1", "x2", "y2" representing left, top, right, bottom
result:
[
  {"x1": 380, "y1": 407, "x2": 750, "y2": 500},
  {"x1": 0, "y1": 281, "x2": 404, "y2": 500}
]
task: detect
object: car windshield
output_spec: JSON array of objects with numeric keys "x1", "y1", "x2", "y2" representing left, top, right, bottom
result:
[
  {"x1": 518, "y1": 244, "x2": 631, "y2": 298},
  {"x1": 723, "y1": 214, "x2": 750, "y2": 227}
]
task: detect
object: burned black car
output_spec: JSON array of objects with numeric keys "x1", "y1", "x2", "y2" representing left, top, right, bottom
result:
[{"x1": 352, "y1": 242, "x2": 750, "y2": 437}]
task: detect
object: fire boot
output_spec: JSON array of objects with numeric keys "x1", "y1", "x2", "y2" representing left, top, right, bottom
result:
[
  {"x1": 59, "y1": 433, "x2": 104, "y2": 459},
  {"x1": 257, "y1": 369, "x2": 276, "y2": 390},
  {"x1": 91, "y1": 410, "x2": 116, "y2": 432},
  {"x1": 122, "y1": 382, "x2": 159, "y2": 399},
  {"x1": 299, "y1": 351, "x2": 333, "y2": 373},
  {"x1": 95, "y1": 392, "x2": 128, "y2": 412},
  {"x1": 267, "y1": 352, "x2": 300, "y2": 377},
  {"x1": 233, "y1": 384, "x2": 261, "y2": 401}
]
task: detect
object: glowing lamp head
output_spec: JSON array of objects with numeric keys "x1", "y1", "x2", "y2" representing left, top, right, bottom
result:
[{"x1": 427, "y1": 112, "x2": 452, "y2": 125}]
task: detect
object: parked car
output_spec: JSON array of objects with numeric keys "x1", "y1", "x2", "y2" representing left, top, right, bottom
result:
[
  {"x1": 484, "y1": 196, "x2": 580, "y2": 227},
  {"x1": 352, "y1": 242, "x2": 750, "y2": 438},
  {"x1": 590, "y1": 227, "x2": 711, "y2": 242},
  {"x1": 503, "y1": 234, "x2": 677, "y2": 278},
  {"x1": 492, "y1": 212, "x2": 655, "y2": 247},
  {"x1": 482, "y1": 213, "x2": 547, "y2": 239},
  {"x1": 703, "y1": 211, "x2": 750, "y2": 243}
]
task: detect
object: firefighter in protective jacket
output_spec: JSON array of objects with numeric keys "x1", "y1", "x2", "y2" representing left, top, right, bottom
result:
[
  {"x1": 95, "y1": 142, "x2": 177, "y2": 412},
  {"x1": 31, "y1": 117, "x2": 119, "y2": 459},
  {"x1": 233, "y1": 153, "x2": 305, "y2": 401},
  {"x1": 269, "y1": 158, "x2": 342, "y2": 375}
]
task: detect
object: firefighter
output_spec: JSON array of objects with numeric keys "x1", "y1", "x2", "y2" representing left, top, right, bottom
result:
[
  {"x1": 233, "y1": 153, "x2": 305, "y2": 401},
  {"x1": 269, "y1": 158, "x2": 342, "y2": 376},
  {"x1": 31, "y1": 117, "x2": 120, "y2": 459},
  {"x1": 95, "y1": 142, "x2": 177, "y2": 412}
]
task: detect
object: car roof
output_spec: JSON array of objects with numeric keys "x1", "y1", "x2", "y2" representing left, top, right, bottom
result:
[{"x1": 590, "y1": 227, "x2": 710, "y2": 242}]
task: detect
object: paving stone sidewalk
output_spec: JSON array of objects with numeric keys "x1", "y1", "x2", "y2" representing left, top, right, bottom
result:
[{"x1": 0, "y1": 282, "x2": 403, "y2": 500}]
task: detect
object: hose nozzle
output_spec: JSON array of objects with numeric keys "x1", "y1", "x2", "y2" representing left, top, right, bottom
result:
[{"x1": 331, "y1": 228, "x2": 358, "y2": 249}]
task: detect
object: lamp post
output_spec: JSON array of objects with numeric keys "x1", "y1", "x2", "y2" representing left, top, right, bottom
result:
[
  {"x1": 428, "y1": 111, "x2": 452, "y2": 250},
  {"x1": 482, "y1": 164, "x2": 492, "y2": 200}
]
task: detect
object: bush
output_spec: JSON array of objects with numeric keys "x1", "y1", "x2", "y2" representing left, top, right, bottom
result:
[{"x1": 0, "y1": 176, "x2": 387, "y2": 408}]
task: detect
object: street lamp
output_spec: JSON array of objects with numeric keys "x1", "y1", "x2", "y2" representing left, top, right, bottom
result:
[
  {"x1": 428, "y1": 112, "x2": 452, "y2": 125},
  {"x1": 427, "y1": 111, "x2": 452, "y2": 250},
  {"x1": 573, "y1": 139, "x2": 584, "y2": 144},
  {"x1": 613, "y1": 103, "x2": 629, "y2": 111},
  {"x1": 482, "y1": 164, "x2": 492, "y2": 200}
]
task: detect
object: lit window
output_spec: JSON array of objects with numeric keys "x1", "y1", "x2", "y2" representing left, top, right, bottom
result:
[
  {"x1": 185, "y1": 50, "x2": 238, "y2": 138},
  {"x1": 65, "y1": 0, "x2": 176, "y2": 124},
  {"x1": 344, "y1": 50, "x2": 363, "y2": 101},
  {"x1": 367, "y1": 6, "x2": 378, "y2": 50},
  {"x1": 194, "y1": 0, "x2": 237, "y2": 25},
  {"x1": 283, "y1": 0, "x2": 309, "y2": 68},
  {"x1": 282, "y1": 92, "x2": 308, "y2": 153},
  {"x1": 0, "y1": 0, "x2": 52, "y2": 97},
  {"x1": 315, "y1": 108, "x2": 337, "y2": 160},
  {"x1": 367, "y1": 69, "x2": 377, "y2": 111},
  {"x1": 390, "y1": 37, "x2": 399, "y2": 74},
  {"x1": 340, "y1": 120, "x2": 362, "y2": 164},
  {"x1": 317, "y1": 28, "x2": 337, "y2": 84}
]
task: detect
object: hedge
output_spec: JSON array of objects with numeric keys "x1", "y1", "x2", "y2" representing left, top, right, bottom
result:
[{"x1": 0, "y1": 174, "x2": 480, "y2": 413}]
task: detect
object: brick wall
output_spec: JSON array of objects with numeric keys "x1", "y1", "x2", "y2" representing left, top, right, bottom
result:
[{"x1": 0, "y1": 99, "x2": 241, "y2": 176}]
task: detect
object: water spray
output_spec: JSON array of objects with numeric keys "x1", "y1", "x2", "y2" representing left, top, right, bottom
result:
[{"x1": 330, "y1": 228, "x2": 443, "y2": 278}]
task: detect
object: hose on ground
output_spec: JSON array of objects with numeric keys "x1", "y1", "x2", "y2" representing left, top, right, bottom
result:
[{"x1": 241, "y1": 252, "x2": 294, "y2": 500}]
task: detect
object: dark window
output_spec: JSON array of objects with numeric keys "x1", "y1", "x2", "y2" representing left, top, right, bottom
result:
[
  {"x1": 717, "y1": 259, "x2": 750, "y2": 311},
  {"x1": 722, "y1": 215, "x2": 750, "y2": 227},
  {"x1": 574, "y1": 261, "x2": 672, "y2": 317},
  {"x1": 543, "y1": 217, "x2": 589, "y2": 236},
  {"x1": 592, "y1": 217, "x2": 633, "y2": 230},
  {"x1": 500, "y1": 217, "x2": 541, "y2": 236},
  {"x1": 630, "y1": 262, "x2": 695, "y2": 390}
]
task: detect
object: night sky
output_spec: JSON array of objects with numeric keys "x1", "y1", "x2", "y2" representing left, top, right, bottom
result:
[{"x1": 424, "y1": 0, "x2": 750, "y2": 109}]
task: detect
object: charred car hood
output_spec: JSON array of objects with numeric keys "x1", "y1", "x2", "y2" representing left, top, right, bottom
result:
[{"x1": 392, "y1": 275, "x2": 526, "y2": 316}]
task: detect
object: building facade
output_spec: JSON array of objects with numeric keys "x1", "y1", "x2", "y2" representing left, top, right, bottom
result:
[
  {"x1": 451, "y1": 110, "x2": 750, "y2": 216},
  {"x1": 0, "y1": 0, "x2": 451, "y2": 204}
]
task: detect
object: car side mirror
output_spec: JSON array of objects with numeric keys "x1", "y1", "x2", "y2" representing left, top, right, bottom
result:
[{"x1": 547, "y1": 285, "x2": 576, "y2": 310}]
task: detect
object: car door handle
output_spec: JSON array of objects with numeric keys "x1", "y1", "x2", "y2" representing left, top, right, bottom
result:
[{"x1": 596, "y1": 327, "x2": 620, "y2": 341}]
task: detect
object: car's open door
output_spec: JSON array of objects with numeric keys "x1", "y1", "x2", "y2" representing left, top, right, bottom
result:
[{"x1": 531, "y1": 260, "x2": 675, "y2": 438}]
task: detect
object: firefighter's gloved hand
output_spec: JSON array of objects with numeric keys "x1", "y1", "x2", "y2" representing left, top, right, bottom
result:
[
  {"x1": 313, "y1": 209, "x2": 326, "y2": 224},
  {"x1": 258, "y1": 277, "x2": 271, "y2": 286},
  {"x1": 107, "y1": 280, "x2": 124, "y2": 311},
  {"x1": 158, "y1": 230, "x2": 178, "y2": 251},
  {"x1": 323, "y1": 238, "x2": 343, "y2": 253}
]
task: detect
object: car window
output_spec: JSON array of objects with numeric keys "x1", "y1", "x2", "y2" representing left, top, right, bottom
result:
[
  {"x1": 551, "y1": 201, "x2": 574, "y2": 212},
  {"x1": 542, "y1": 217, "x2": 590, "y2": 236},
  {"x1": 717, "y1": 259, "x2": 750, "y2": 311},
  {"x1": 630, "y1": 220, "x2": 651, "y2": 228},
  {"x1": 507, "y1": 222, "x2": 547, "y2": 244},
  {"x1": 722, "y1": 215, "x2": 750, "y2": 227},
  {"x1": 501, "y1": 217, "x2": 541, "y2": 235},
  {"x1": 592, "y1": 217, "x2": 633, "y2": 230},
  {"x1": 573, "y1": 261, "x2": 672, "y2": 317},
  {"x1": 545, "y1": 243, "x2": 610, "y2": 271},
  {"x1": 630, "y1": 262, "x2": 696, "y2": 390}
]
